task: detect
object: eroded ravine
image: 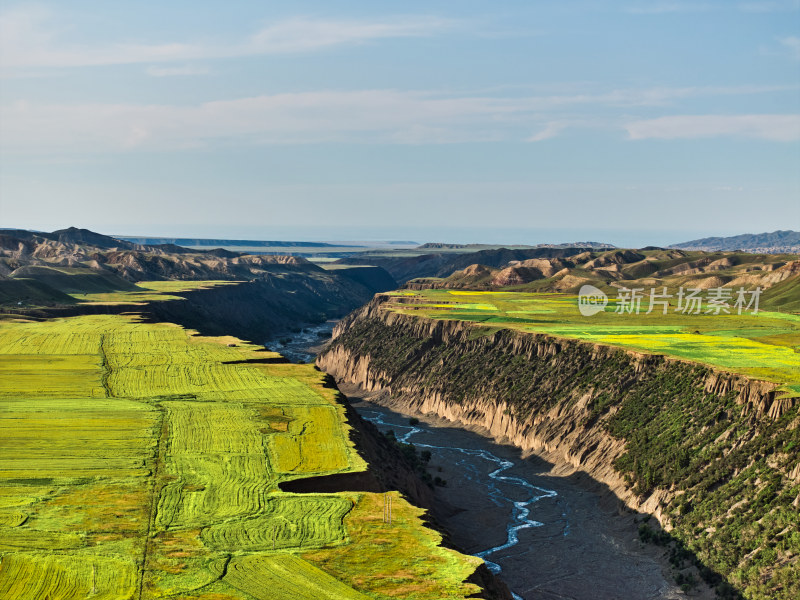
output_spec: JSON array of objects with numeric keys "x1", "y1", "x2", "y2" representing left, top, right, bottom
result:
[
  {"x1": 274, "y1": 325, "x2": 688, "y2": 600},
  {"x1": 346, "y1": 396, "x2": 687, "y2": 600},
  {"x1": 362, "y1": 407, "x2": 556, "y2": 590}
]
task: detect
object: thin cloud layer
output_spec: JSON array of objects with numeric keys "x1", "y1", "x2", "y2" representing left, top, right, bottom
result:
[
  {"x1": 145, "y1": 65, "x2": 210, "y2": 77},
  {"x1": 625, "y1": 1, "x2": 800, "y2": 13},
  {"x1": 780, "y1": 36, "x2": 800, "y2": 60},
  {"x1": 3, "y1": 86, "x2": 797, "y2": 153},
  {"x1": 626, "y1": 114, "x2": 800, "y2": 141},
  {"x1": 0, "y1": 7, "x2": 454, "y2": 70}
]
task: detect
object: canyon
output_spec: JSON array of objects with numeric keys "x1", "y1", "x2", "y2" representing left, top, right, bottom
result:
[{"x1": 317, "y1": 295, "x2": 799, "y2": 600}]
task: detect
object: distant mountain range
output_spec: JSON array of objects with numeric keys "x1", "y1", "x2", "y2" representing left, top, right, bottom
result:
[
  {"x1": 0, "y1": 228, "x2": 397, "y2": 326},
  {"x1": 671, "y1": 230, "x2": 800, "y2": 253},
  {"x1": 417, "y1": 241, "x2": 615, "y2": 250},
  {"x1": 400, "y1": 247, "x2": 800, "y2": 312},
  {"x1": 117, "y1": 236, "x2": 357, "y2": 248}
]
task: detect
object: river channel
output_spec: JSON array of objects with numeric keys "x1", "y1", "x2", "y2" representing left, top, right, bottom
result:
[{"x1": 269, "y1": 326, "x2": 691, "y2": 600}]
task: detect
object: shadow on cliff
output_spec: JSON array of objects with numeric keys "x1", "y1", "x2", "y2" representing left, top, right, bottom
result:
[{"x1": 559, "y1": 468, "x2": 740, "y2": 599}]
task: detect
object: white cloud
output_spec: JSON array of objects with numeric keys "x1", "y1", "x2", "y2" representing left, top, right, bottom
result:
[
  {"x1": 625, "y1": 3, "x2": 716, "y2": 14},
  {"x1": 527, "y1": 122, "x2": 566, "y2": 142},
  {"x1": 625, "y1": 115, "x2": 800, "y2": 141},
  {"x1": 2, "y1": 86, "x2": 798, "y2": 153},
  {"x1": 0, "y1": 7, "x2": 454, "y2": 71},
  {"x1": 145, "y1": 65, "x2": 210, "y2": 77},
  {"x1": 627, "y1": 1, "x2": 800, "y2": 12},
  {"x1": 242, "y1": 17, "x2": 452, "y2": 54},
  {"x1": 0, "y1": 91, "x2": 521, "y2": 151},
  {"x1": 738, "y1": 0, "x2": 800, "y2": 12},
  {"x1": 779, "y1": 36, "x2": 800, "y2": 60}
]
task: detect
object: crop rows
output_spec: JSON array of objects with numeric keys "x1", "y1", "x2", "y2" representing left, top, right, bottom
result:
[
  {"x1": 223, "y1": 554, "x2": 372, "y2": 600},
  {"x1": 0, "y1": 311, "x2": 482, "y2": 600},
  {"x1": 0, "y1": 553, "x2": 136, "y2": 600},
  {"x1": 0, "y1": 355, "x2": 103, "y2": 399},
  {"x1": 267, "y1": 405, "x2": 353, "y2": 476},
  {"x1": 156, "y1": 401, "x2": 274, "y2": 529},
  {"x1": 0, "y1": 398, "x2": 157, "y2": 481},
  {"x1": 202, "y1": 495, "x2": 352, "y2": 552}
]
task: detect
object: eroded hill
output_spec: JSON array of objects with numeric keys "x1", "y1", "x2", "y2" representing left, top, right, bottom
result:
[
  {"x1": 0, "y1": 228, "x2": 396, "y2": 339},
  {"x1": 402, "y1": 248, "x2": 800, "y2": 312}
]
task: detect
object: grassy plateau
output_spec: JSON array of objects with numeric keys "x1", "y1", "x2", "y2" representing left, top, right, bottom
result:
[
  {"x1": 387, "y1": 289, "x2": 800, "y2": 398},
  {"x1": 69, "y1": 280, "x2": 241, "y2": 305},
  {"x1": 0, "y1": 282, "x2": 483, "y2": 599}
]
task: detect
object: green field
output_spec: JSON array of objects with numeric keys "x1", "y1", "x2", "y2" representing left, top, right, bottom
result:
[
  {"x1": 0, "y1": 312, "x2": 482, "y2": 599},
  {"x1": 69, "y1": 280, "x2": 240, "y2": 305},
  {"x1": 387, "y1": 289, "x2": 800, "y2": 397}
]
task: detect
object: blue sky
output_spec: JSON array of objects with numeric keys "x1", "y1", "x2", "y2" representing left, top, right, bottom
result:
[{"x1": 1, "y1": 1, "x2": 798, "y2": 246}]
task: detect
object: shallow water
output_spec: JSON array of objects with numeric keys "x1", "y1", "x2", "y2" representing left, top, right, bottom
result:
[
  {"x1": 265, "y1": 321, "x2": 336, "y2": 363},
  {"x1": 363, "y1": 408, "x2": 556, "y2": 591},
  {"x1": 352, "y1": 400, "x2": 684, "y2": 600}
]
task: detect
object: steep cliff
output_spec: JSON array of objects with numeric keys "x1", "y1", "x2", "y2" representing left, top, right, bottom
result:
[{"x1": 318, "y1": 295, "x2": 800, "y2": 600}]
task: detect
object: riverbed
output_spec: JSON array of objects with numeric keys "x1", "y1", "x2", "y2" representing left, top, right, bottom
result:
[
  {"x1": 270, "y1": 327, "x2": 698, "y2": 600},
  {"x1": 265, "y1": 320, "x2": 337, "y2": 363},
  {"x1": 345, "y1": 394, "x2": 692, "y2": 600}
]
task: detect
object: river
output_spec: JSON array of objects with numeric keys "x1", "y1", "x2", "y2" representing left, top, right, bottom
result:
[{"x1": 348, "y1": 396, "x2": 686, "y2": 600}]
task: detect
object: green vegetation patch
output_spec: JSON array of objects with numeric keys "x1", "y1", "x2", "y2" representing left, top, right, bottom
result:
[
  {"x1": 71, "y1": 279, "x2": 239, "y2": 305},
  {"x1": 337, "y1": 293, "x2": 800, "y2": 599},
  {"x1": 302, "y1": 492, "x2": 483, "y2": 600},
  {"x1": 389, "y1": 290, "x2": 800, "y2": 396},
  {"x1": 268, "y1": 405, "x2": 355, "y2": 478},
  {"x1": 0, "y1": 553, "x2": 137, "y2": 600},
  {"x1": 0, "y1": 311, "x2": 482, "y2": 600},
  {"x1": 224, "y1": 553, "x2": 372, "y2": 600},
  {"x1": 202, "y1": 495, "x2": 353, "y2": 552}
]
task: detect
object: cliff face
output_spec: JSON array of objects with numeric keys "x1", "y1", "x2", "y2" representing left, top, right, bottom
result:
[{"x1": 318, "y1": 295, "x2": 800, "y2": 600}]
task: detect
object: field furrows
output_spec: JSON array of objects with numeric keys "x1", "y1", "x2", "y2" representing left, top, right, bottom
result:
[
  {"x1": 0, "y1": 312, "x2": 482, "y2": 600},
  {"x1": 223, "y1": 554, "x2": 372, "y2": 600},
  {"x1": 201, "y1": 495, "x2": 353, "y2": 552},
  {"x1": 155, "y1": 401, "x2": 275, "y2": 529},
  {"x1": 0, "y1": 313, "x2": 376, "y2": 600},
  {"x1": 0, "y1": 553, "x2": 137, "y2": 600},
  {"x1": 268, "y1": 405, "x2": 353, "y2": 476},
  {"x1": 0, "y1": 398, "x2": 157, "y2": 481}
]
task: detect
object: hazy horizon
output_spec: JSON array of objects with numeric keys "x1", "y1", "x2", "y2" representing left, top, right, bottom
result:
[{"x1": 4, "y1": 223, "x2": 794, "y2": 249}]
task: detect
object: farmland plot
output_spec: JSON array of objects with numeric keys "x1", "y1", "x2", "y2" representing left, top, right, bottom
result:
[
  {"x1": 391, "y1": 290, "x2": 800, "y2": 397},
  {"x1": 156, "y1": 400, "x2": 274, "y2": 529},
  {"x1": 0, "y1": 553, "x2": 137, "y2": 600},
  {"x1": 223, "y1": 554, "x2": 372, "y2": 600},
  {"x1": 268, "y1": 405, "x2": 354, "y2": 477},
  {"x1": 0, "y1": 310, "x2": 481, "y2": 599},
  {"x1": 201, "y1": 494, "x2": 353, "y2": 552}
]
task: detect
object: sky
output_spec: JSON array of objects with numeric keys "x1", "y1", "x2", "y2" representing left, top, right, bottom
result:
[{"x1": 1, "y1": 1, "x2": 798, "y2": 246}]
